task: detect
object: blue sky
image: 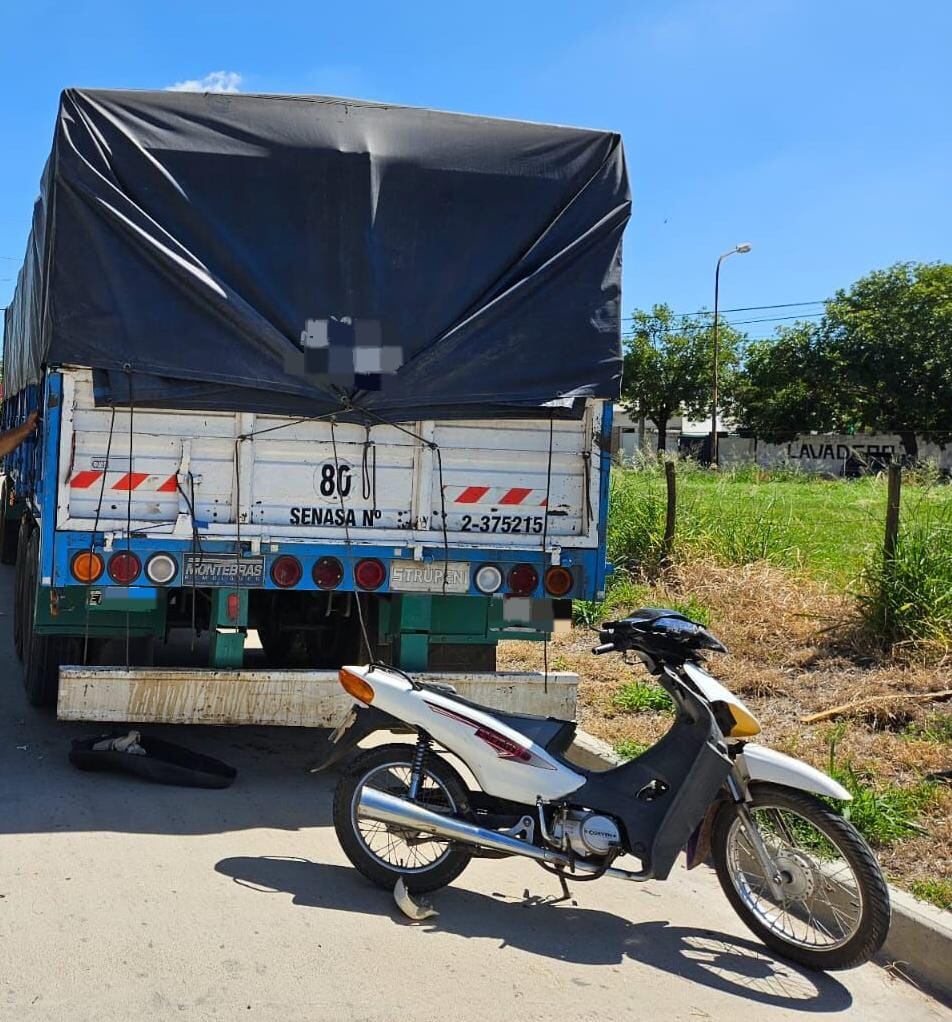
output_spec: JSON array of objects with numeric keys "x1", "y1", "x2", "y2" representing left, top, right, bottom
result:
[{"x1": 2, "y1": 0, "x2": 949, "y2": 339}]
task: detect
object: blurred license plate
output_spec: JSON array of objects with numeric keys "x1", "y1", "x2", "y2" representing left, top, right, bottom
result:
[
  {"x1": 183, "y1": 554, "x2": 265, "y2": 587},
  {"x1": 390, "y1": 560, "x2": 468, "y2": 593}
]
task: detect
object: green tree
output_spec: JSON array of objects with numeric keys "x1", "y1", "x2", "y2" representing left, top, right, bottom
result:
[
  {"x1": 730, "y1": 323, "x2": 839, "y2": 442},
  {"x1": 622, "y1": 304, "x2": 742, "y2": 454},
  {"x1": 820, "y1": 262, "x2": 952, "y2": 458},
  {"x1": 732, "y1": 262, "x2": 952, "y2": 457}
]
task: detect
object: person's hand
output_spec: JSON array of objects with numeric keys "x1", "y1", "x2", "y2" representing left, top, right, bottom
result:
[{"x1": 22, "y1": 411, "x2": 38, "y2": 435}]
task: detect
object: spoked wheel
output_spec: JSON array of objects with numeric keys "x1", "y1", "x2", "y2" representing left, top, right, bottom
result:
[
  {"x1": 712, "y1": 783, "x2": 890, "y2": 970},
  {"x1": 333, "y1": 743, "x2": 473, "y2": 894}
]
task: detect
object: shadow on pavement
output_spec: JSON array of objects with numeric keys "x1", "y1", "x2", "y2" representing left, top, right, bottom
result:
[
  {"x1": 215, "y1": 856, "x2": 855, "y2": 1013},
  {"x1": 1, "y1": 706, "x2": 338, "y2": 836}
]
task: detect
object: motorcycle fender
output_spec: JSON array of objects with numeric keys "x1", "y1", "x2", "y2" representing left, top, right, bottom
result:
[
  {"x1": 685, "y1": 797, "x2": 724, "y2": 870},
  {"x1": 737, "y1": 743, "x2": 852, "y2": 801},
  {"x1": 308, "y1": 704, "x2": 407, "y2": 773}
]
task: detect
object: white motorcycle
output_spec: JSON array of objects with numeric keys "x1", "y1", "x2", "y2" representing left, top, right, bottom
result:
[{"x1": 317, "y1": 609, "x2": 890, "y2": 971}]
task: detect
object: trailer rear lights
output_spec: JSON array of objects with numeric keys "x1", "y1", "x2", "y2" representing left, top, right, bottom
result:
[
  {"x1": 338, "y1": 668, "x2": 374, "y2": 705},
  {"x1": 354, "y1": 558, "x2": 386, "y2": 590},
  {"x1": 474, "y1": 564, "x2": 503, "y2": 594},
  {"x1": 507, "y1": 563, "x2": 539, "y2": 596},
  {"x1": 271, "y1": 555, "x2": 303, "y2": 588},
  {"x1": 312, "y1": 556, "x2": 344, "y2": 590},
  {"x1": 107, "y1": 551, "x2": 141, "y2": 585},
  {"x1": 544, "y1": 565, "x2": 574, "y2": 597},
  {"x1": 71, "y1": 551, "x2": 104, "y2": 584},
  {"x1": 145, "y1": 553, "x2": 177, "y2": 585}
]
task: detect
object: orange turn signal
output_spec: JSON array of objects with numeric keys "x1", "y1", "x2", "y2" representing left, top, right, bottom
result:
[
  {"x1": 71, "y1": 550, "x2": 104, "y2": 584},
  {"x1": 338, "y1": 668, "x2": 374, "y2": 705}
]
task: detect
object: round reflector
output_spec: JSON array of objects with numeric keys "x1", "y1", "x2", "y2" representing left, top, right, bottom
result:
[
  {"x1": 71, "y1": 550, "x2": 104, "y2": 584},
  {"x1": 508, "y1": 563, "x2": 539, "y2": 596},
  {"x1": 473, "y1": 563, "x2": 503, "y2": 594},
  {"x1": 354, "y1": 558, "x2": 386, "y2": 591},
  {"x1": 312, "y1": 556, "x2": 344, "y2": 590},
  {"x1": 107, "y1": 551, "x2": 141, "y2": 585},
  {"x1": 145, "y1": 552, "x2": 177, "y2": 585},
  {"x1": 271, "y1": 555, "x2": 303, "y2": 588},
  {"x1": 544, "y1": 565, "x2": 574, "y2": 597}
]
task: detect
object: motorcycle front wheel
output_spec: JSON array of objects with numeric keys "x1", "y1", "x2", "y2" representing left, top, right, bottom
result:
[
  {"x1": 333, "y1": 743, "x2": 473, "y2": 894},
  {"x1": 711, "y1": 783, "x2": 890, "y2": 970}
]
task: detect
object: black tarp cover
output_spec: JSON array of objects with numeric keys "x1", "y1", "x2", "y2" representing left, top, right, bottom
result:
[{"x1": 4, "y1": 88, "x2": 630, "y2": 421}]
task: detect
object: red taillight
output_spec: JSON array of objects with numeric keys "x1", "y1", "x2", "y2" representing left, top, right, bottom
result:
[
  {"x1": 354, "y1": 558, "x2": 386, "y2": 591},
  {"x1": 544, "y1": 565, "x2": 574, "y2": 597},
  {"x1": 271, "y1": 555, "x2": 303, "y2": 588},
  {"x1": 226, "y1": 592, "x2": 241, "y2": 621},
  {"x1": 507, "y1": 563, "x2": 538, "y2": 596},
  {"x1": 312, "y1": 556, "x2": 344, "y2": 590},
  {"x1": 107, "y1": 551, "x2": 141, "y2": 585}
]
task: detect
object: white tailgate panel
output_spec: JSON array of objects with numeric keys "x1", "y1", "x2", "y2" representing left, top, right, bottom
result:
[{"x1": 59, "y1": 370, "x2": 598, "y2": 548}]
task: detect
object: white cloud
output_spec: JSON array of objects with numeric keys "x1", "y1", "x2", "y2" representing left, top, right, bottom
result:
[{"x1": 166, "y1": 71, "x2": 242, "y2": 94}]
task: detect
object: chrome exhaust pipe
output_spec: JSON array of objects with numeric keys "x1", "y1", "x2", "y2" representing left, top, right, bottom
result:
[{"x1": 357, "y1": 787, "x2": 649, "y2": 881}]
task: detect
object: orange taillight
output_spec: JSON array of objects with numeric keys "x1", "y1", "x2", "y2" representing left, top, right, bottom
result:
[
  {"x1": 338, "y1": 668, "x2": 374, "y2": 705},
  {"x1": 71, "y1": 551, "x2": 104, "y2": 584}
]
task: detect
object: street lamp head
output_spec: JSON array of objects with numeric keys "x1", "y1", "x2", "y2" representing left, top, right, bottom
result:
[{"x1": 735, "y1": 242, "x2": 752, "y2": 253}]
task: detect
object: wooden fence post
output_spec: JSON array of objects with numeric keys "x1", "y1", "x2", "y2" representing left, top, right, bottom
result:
[
  {"x1": 884, "y1": 462, "x2": 902, "y2": 562},
  {"x1": 662, "y1": 460, "x2": 677, "y2": 564}
]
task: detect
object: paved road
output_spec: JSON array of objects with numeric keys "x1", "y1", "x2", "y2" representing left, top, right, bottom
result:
[{"x1": 0, "y1": 569, "x2": 945, "y2": 1021}]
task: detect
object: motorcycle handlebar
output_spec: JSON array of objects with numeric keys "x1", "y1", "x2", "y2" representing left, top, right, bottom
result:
[{"x1": 592, "y1": 643, "x2": 615, "y2": 655}]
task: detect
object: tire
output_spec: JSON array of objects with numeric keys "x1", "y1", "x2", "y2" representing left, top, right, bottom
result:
[
  {"x1": 333, "y1": 743, "x2": 473, "y2": 894},
  {"x1": 0, "y1": 481, "x2": 18, "y2": 565},
  {"x1": 711, "y1": 783, "x2": 890, "y2": 971},
  {"x1": 21, "y1": 529, "x2": 80, "y2": 708},
  {"x1": 13, "y1": 516, "x2": 31, "y2": 661}
]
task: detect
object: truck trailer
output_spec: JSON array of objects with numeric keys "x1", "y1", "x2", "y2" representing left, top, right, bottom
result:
[{"x1": 2, "y1": 88, "x2": 630, "y2": 725}]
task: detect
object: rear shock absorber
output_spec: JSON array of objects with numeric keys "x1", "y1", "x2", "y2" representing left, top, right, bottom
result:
[{"x1": 408, "y1": 731, "x2": 433, "y2": 801}]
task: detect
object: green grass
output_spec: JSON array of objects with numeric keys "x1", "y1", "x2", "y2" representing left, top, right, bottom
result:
[
  {"x1": 613, "y1": 681, "x2": 673, "y2": 714},
  {"x1": 608, "y1": 464, "x2": 952, "y2": 589},
  {"x1": 910, "y1": 878, "x2": 952, "y2": 911},
  {"x1": 831, "y1": 763, "x2": 938, "y2": 846},
  {"x1": 857, "y1": 504, "x2": 952, "y2": 646},
  {"x1": 904, "y1": 713, "x2": 952, "y2": 744},
  {"x1": 614, "y1": 739, "x2": 648, "y2": 760},
  {"x1": 825, "y1": 731, "x2": 938, "y2": 846}
]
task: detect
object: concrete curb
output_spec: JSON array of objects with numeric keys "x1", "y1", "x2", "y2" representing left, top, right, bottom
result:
[{"x1": 567, "y1": 729, "x2": 952, "y2": 1003}]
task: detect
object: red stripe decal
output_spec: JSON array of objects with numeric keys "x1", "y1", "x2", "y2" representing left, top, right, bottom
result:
[
  {"x1": 70, "y1": 470, "x2": 103, "y2": 489},
  {"x1": 499, "y1": 487, "x2": 532, "y2": 505},
  {"x1": 112, "y1": 472, "x2": 149, "y2": 491},
  {"x1": 455, "y1": 486, "x2": 490, "y2": 504},
  {"x1": 156, "y1": 475, "x2": 178, "y2": 493}
]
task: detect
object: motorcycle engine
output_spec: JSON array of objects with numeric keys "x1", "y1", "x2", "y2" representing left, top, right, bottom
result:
[{"x1": 553, "y1": 811, "x2": 621, "y2": 858}]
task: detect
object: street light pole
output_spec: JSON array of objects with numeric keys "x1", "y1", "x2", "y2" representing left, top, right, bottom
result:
[{"x1": 711, "y1": 242, "x2": 751, "y2": 467}]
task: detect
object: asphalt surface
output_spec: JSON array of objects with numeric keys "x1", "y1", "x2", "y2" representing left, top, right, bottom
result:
[{"x1": 0, "y1": 566, "x2": 946, "y2": 1021}]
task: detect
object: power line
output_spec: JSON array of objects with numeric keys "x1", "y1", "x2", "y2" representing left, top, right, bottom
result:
[
  {"x1": 722, "y1": 312, "x2": 824, "y2": 326},
  {"x1": 661, "y1": 300, "x2": 825, "y2": 316}
]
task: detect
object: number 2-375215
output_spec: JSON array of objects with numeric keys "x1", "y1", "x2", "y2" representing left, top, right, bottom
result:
[{"x1": 459, "y1": 514, "x2": 544, "y2": 534}]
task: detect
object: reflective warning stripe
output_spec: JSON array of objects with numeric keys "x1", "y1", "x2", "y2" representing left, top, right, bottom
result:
[
  {"x1": 449, "y1": 486, "x2": 543, "y2": 506},
  {"x1": 70, "y1": 471, "x2": 178, "y2": 493}
]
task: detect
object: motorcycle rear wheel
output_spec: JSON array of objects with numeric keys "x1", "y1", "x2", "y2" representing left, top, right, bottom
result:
[
  {"x1": 711, "y1": 783, "x2": 890, "y2": 970},
  {"x1": 333, "y1": 743, "x2": 473, "y2": 894}
]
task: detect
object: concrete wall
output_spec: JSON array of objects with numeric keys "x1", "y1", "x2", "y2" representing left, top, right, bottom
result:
[{"x1": 756, "y1": 434, "x2": 952, "y2": 476}]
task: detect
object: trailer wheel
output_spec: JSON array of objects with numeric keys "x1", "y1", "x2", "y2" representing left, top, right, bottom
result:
[
  {"x1": 21, "y1": 529, "x2": 79, "y2": 708},
  {"x1": 0, "y1": 480, "x2": 19, "y2": 565}
]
